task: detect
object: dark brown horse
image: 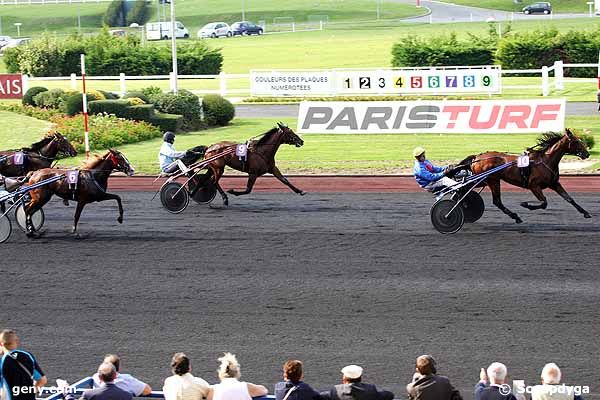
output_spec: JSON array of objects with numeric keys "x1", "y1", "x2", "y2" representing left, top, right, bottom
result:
[
  {"x1": 0, "y1": 132, "x2": 78, "y2": 176},
  {"x1": 459, "y1": 128, "x2": 591, "y2": 224},
  {"x1": 24, "y1": 149, "x2": 134, "y2": 236},
  {"x1": 203, "y1": 122, "x2": 305, "y2": 205}
]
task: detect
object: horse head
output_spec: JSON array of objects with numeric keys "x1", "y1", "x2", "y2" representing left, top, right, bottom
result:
[
  {"x1": 277, "y1": 122, "x2": 304, "y2": 148},
  {"x1": 108, "y1": 149, "x2": 135, "y2": 176},
  {"x1": 52, "y1": 132, "x2": 78, "y2": 157},
  {"x1": 565, "y1": 128, "x2": 589, "y2": 160}
]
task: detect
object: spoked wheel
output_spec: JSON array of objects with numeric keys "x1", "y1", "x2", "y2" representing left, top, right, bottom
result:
[
  {"x1": 160, "y1": 182, "x2": 190, "y2": 214},
  {"x1": 0, "y1": 215, "x2": 12, "y2": 243},
  {"x1": 430, "y1": 199, "x2": 465, "y2": 234},
  {"x1": 189, "y1": 171, "x2": 217, "y2": 204},
  {"x1": 15, "y1": 204, "x2": 45, "y2": 232},
  {"x1": 459, "y1": 191, "x2": 485, "y2": 223}
]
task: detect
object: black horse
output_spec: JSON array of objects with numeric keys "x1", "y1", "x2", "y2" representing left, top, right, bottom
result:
[{"x1": 0, "y1": 132, "x2": 77, "y2": 176}]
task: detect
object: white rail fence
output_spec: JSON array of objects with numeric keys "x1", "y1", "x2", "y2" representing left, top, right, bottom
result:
[{"x1": 21, "y1": 61, "x2": 599, "y2": 98}]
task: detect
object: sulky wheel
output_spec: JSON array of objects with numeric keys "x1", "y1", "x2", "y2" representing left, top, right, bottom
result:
[
  {"x1": 460, "y1": 191, "x2": 485, "y2": 223},
  {"x1": 160, "y1": 182, "x2": 190, "y2": 214},
  {"x1": 0, "y1": 215, "x2": 12, "y2": 243},
  {"x1": 430, "y1": 199, "x2": 465, "y2": 234},
  {"x1": 189, "y1": 172, "x2": 217, "y2": 204},
  {"x1": 15, "y1": 204, "x2": 45, "y2": 232}
]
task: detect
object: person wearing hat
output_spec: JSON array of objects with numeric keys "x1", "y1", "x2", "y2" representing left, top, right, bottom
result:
[
  {"x1": 406, "y1": 355, "x2": 463, "y2": 400},
  {"x1": 320, "y1": 365, "x2": 393, "y2": 400},
  {"x1": 412, "y1": 147, "x2": 457, "y2": 191},
  {"x1": 159, "y1": 131, "x2": 187, "y2": 173}
]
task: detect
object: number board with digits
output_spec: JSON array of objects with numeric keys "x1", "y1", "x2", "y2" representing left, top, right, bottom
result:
[{"x1": 336, "y1": 66, "x2": 501, "y2": 95}]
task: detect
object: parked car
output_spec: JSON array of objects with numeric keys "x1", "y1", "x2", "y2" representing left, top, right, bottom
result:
[
  {"x1": 522, "y1": 2, "x2": 552, "y2": 14},
  {"x1": 231, "y1": 21, "x2": 263, "y2": 36},
  {"x1": 198, "y1": 22, "x2": 232, "y2": 38},
  {"x1": 0, "y1": 36, "x2": 12, "y2": 49},
  {"x1": 0, "y1": 38, "x2": 30, "y2": 54},
  {"x1": 145, "y1": 21, "x2": 189, "y2": 40},
  {"x1": 109, "y1": 29, "x2": 127, "y2": 37}
]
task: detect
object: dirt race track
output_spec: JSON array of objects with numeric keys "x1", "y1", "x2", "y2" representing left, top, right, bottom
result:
[{"x1": 1, "y1": 188, "x2": 599, "y2": 398}]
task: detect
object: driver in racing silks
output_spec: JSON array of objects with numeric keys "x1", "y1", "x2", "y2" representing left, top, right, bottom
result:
[
  {"x1": 159, "y1": 131, "x2": 187, "y2": 174},
  {"x1": 413, "y1": 146, "x2": 458, "y2": 192}
]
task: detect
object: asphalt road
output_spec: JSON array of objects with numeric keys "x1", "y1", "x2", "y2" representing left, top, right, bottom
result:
[
  {"x1": 394, "y1": 0, "x2": 591, "y2": 23},
  {"x1": 1, "y1": 192, "x2": 599, "y2": 398},
  {"x1": 235, "y1": 102, "x2": 599, "y2": 119}
]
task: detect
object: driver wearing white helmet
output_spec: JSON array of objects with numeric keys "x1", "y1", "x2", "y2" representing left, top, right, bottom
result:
[
  {"x1": 159, "y1": 131, "x2": 187, "y2": 174},
  {"x1": 413, "y1": 147, "x2": 457, "y2": 191}
]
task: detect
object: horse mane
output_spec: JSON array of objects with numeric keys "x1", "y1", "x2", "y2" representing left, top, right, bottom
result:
[
  {"x1": 22, "y1": 135, "x2": 54, "y2": 152},
  {"x1": 529, "y1": 131, "x2": 564, "y2": 153},
  {"x1": 256, "y1": 127, "x2": 280, "y2": 146},
  {"x1": 80, "y1": 153, "x2": 107, "y2": 169}
]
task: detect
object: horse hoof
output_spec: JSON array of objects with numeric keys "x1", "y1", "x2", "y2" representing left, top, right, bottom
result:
[
  {"x1": 515, "y1": 217, "x2": 523, "y2": 224},
  {"x1": 520, "y1": 202, "x2": 531, "y2": 209},
  {"x1": 298, "y1": 191, "x2": 307, "y2": 196},
  {"x1": 117, "y1": 217, "x2": 123, "y2": 224},
  {"x1": 63, "y1": 199, "x2": 69, "y2": 206},
  {"x1": 26, "y1": 231, "x2": 41, "y2": 239},
  {"x1": 584, "y1": 213, "x2": 592, "y2": 218}
]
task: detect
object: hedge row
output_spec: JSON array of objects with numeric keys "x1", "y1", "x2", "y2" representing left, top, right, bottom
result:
[
  {"x1": 87, "y1": 99, "x2": 183, "y2": 131},
  {"x1": 392, "y1": 27, "x2": 600, "y2": 77},
  {"x1": 3, "y1": 29, "x2": 223, "y2": 77}
]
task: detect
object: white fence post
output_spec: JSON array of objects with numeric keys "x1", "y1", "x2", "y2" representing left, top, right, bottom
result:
[
  {"x1": 169, "y1": 71, "x2": 176, "y2": 93},
  {"x1": 219, "y1": 72, "x2": 227, "y2": 96},
  {"x1": 554, "y1": 60, "x2": 564, "y2": 90},
  {"x1": 119, "y1": 73, "x2": 126, "y2": 96},
  {"x1": 21, "y1": 74, "x2": 29, "y2": 94},
  {"x1": 70, "y1": 73, "x2": 77, "y2": 89},
  {"x1": 541, "y1": 65, "x2": 549, "y2": 96}
]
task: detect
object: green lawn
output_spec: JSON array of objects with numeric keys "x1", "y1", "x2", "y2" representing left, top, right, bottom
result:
[
  {"x1": 25, "y1": 116, "x2": 596, "y2": 174},
  {"x1": 443, "y1": 0, "x2": 588, "y2": 13},
  {"x1": 0, "y1": 110, "x2": 52, "y2": 149}
]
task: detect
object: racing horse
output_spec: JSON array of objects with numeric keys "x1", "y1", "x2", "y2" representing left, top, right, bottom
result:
[
  {"x1": 458, "y1": 128, "x2": 591, "y2": 224},
  {"x1": 23, "y1": 149, "x2": 134, "y2": 236},
  {"x1": 0, "y1": 132, "x2": 78, "y2": 176},
  {"x1": 203, "y1": 122, "x2": 305, "y2": 205}
]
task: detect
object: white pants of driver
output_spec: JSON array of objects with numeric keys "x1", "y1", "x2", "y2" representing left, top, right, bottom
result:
[{"x1": 424, "y1": 177, "x2": 458, "y2": 192}]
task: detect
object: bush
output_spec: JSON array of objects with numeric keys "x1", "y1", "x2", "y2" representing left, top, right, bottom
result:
[
  {"x1": 88, "y1": 99, "x2": 130, "y2": 116},
  {"x1": 123, "y1": 104, "x2": 155, "y2": 121},
  {"x1": 103, "y1": 0, "x2": 126, "y2": 27},
  {"x1": 127, "y1": 97, "x2": 145, "y2": 106},
  {"x1": 177, "y1": 42, "x2": 223, "y2": 75},
  {"x1": 0, "y1": 103, "x2": 64, "y2": 120},
  {"x1": 391, "y1": 33, "x2": 495, "y2": 67},
  {"x1": 87, "y1": 89, "x2": 106, "y2": 100},
  {"x1": 579, "y1": 132, "x2": 595, "y2": 150},
  {"x1": 61, "y1": 92, "x2": 101, "y2": 116},
  {"x1": 22, "y1": 87, "x2": 48, "y2": 106},
  {"x1": 149, "y1": 112, "x2": 184, "y2": 132},
  {"x1": 153, "y1": 89, "x2": 202, "y2": 130},
  {"x1": 50, "y1": 113, "x2": 161, "y2": 152},
  {"x1": 123, "y1": 91, "x2": 150, "y2": 103},
  {"x1": 126, "y1": 0, "x2": 149, "y2": 25},
  {"x1": 33, "y1": 88, "x2": 65, "y2": 109},
  {"x1": 98, "y1": 90, "x2": 119, "y2": 100},
  {"x1": 140, "y1": 86, "x2": 163, "y2": 103},
  {"x1": 202, "y1": 94, "x2": 235, "y2": 126}
]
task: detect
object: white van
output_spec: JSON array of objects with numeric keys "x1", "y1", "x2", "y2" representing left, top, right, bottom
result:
[{"x1": 146, "y1": 21, "x2": 189, "y2": 40}]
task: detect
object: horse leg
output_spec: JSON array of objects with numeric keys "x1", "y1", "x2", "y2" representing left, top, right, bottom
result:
[
  {"x1": 99, "y1": 192, "x2": 124, "y2": 224},
  {"x1": 271, "y1": 166, "x2": 306, "y2": 195},
  {"x1": 488, "y1": 179, "x2": 523, "y2": 223},
  {"x1": 228, "y1": 175, "x2": 257, "y2": 196},
  {"x1": 551, "y1": 182, "x2": 591, "y2": 218},
  {"x1": 520, "y1": 186, "x2": 547, "y2": 210},
  {"x1": 72, "y1": 201, "x2": 87, "y2": 234},
  {"x1": 211, "y1": 166, "x2": 228, "y2": 205}
]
